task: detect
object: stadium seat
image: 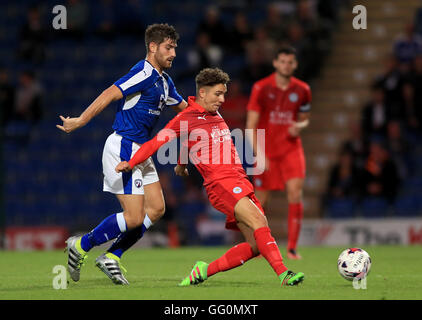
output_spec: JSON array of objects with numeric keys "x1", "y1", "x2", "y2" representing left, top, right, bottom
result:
[
  {"x1": 394, "y1": 195, "x2": 422, "y2": 217},
  {"x1": 326, "y1": 198, "x2": 356, "y2": 219},
  {"x1": 360, "y1": 197, "x2": 390, "y2": 218}
]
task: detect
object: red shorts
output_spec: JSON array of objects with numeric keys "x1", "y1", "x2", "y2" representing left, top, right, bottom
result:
[
  {"x1": 253, "y1": 146, "x2": 305, "y2": 191},
  {"x1": 205, "y1": 177, "x2": 265, "y2": 231}
]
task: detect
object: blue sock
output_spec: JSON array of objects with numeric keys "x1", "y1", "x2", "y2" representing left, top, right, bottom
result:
[
  {"x1": 80, "y1": 212, "x2": 127, "y2": 252},
  {"x1": 107, "y1": 214, "x2": 152, "y2": 258}
]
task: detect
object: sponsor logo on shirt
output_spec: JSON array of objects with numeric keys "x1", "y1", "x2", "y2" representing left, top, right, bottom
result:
[
  {"x1": 210, "y1": 128, "x2": 231, "y2": 144},
  {"x1": 197, "y1": 114, "x2": 206, "y2": 120},
  {"x1": 269, "y1": 110, "x2": 293, "y2": 125},
  {"x1": 149, "y1": 109, "x2": 161, "y2": 115}
]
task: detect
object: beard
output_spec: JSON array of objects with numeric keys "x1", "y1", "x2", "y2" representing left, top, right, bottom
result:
[{"x1": 155, "y1": 53, "x2": 173, "y2": 70}]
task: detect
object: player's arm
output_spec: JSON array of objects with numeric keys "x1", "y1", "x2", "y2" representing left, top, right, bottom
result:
[
  {"x1": 171, "y1": 99, "x2": 188, "y2": 113},
  {"x1": 288, "y1": 111, "x2": 311, "y2": 137},
  {"x1": 115, "y1": 115, "x2": 182, "y2": 172},
  {"x1": 57, "y1": 84, "x2": 122, "y2": 133}
]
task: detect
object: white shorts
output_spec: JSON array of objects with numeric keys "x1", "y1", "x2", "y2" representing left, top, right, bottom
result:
[{"x1": 102, "y1": 132, "x2": 159, "y2": 195}]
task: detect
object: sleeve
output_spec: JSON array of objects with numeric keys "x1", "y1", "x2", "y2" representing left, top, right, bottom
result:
[
  {"x1": 165, "y1": 76, "x2": 183, "y2": 107},
  {"x1": 128, "y1": 113, "x2": 184, "y2": 168},
  {"x1": 114, "y1": 61, "x2": 154, "y2": 98},
  {"x1": 246, "y1": 83, "x2": 263, "y2": 113},
  {"x1": 299, "y1": 84, "x2": 312, "y2": 113}
]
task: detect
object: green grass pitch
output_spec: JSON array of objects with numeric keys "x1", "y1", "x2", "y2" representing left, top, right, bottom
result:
[{"x1": 0, "y1": 246, "x2": 421, "y2": 300}]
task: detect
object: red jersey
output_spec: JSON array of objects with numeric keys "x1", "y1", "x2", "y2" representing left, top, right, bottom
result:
[
  {"x1": 247, "y1": 73, "x2": 311, "y2": 158},
  {"x1": 129, "y1": 96, "x2": 246, "y2": 186}
]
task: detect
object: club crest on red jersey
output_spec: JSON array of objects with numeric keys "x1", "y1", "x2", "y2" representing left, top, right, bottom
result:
[
  {"x1": 289, "y1": 92, "x2": 298, "y2": 103},
  {"x1": 233, "y1": 187, "x2": 242, "y2": 194}
]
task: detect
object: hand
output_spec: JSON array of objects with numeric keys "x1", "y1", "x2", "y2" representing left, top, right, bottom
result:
[
  {"x1": 288, "y1": 122, "x2": 301, "y2": 137},
  {"x1": 115, "y1": 161, "x2": 133, "y2": 173},
  {"x1": 56, "y1": 115, "x2": 83, "y2": 133},
  {"x1": 174, "y1": 164, "x2": 189, "y2": 176}
]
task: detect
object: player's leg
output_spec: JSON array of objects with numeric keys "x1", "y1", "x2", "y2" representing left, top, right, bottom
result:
[
  {"x1": 285, "y1": 177, "x2": 304, "y2": 259},
  {"x1": 254, "y1": 189, "x2": 270, "y2": 208},
  {"x1": 233, "y1": 196, "x2": 304, "y2": 286},
  {"x1": 178, "y1": 221, "x2": 259, "y2": 286},
  {"x1": 106, "y1": 181, "x2": 165, "y2": 258},
  {"x1": 66, "y1": 194, "x2": 145, "y2": 282}
]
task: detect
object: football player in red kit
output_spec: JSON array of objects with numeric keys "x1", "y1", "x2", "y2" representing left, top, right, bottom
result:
[
  {"x1": 116, "y1": 68, "x2": 304, "y2": 287},
  {"x1": 246, "y1": 46, "x2": 311, "y2": 259}
]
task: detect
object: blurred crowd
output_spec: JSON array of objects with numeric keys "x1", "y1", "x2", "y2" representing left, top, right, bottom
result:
[{"x1": 324, "y1": 19, "x2": 422, "y2": 217}]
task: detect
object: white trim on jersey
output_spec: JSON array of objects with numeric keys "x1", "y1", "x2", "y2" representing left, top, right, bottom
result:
[
  {"x1": 119, "y1": 63, "x2": 154, "y2": 91},
  {"x1": 123, "y1": 92, "x2": 142, "y2": 111},
  {"x1": 166, "y1": 96, "x2": 179, "y2": 106}
]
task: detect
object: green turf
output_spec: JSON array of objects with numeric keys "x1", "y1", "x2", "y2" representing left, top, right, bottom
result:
[{"x1": 0, "y1": 246, "x2": 420, "y2": 300}]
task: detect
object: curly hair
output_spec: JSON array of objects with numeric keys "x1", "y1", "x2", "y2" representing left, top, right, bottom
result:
[
  {"x1": 145, "y1": 23, "x2": 179, "y2": 52},
  {"x1": 195, "y1": 68, "x2": 230, "y2": 91}
]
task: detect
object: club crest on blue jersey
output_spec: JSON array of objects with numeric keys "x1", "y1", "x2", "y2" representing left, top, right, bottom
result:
[{"x1": 134, "y1": 179, "x2": 143, "y2": 188}]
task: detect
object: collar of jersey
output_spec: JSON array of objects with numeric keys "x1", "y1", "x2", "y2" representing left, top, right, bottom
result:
[
  {"x1": 271, "y1": 72, "x2": 296, "y2": 91},
  {"x1": 144, "y1": 59, "x2": 165, "y2": 77},
  {"x1": 188, "y1": 96, "x2": 209, "y2": 114}
]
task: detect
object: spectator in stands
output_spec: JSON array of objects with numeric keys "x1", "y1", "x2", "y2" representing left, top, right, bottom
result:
[
  {"x1": 93, "y1": 0, "x2": 116, "y2": 40},
  {"x1": 116, "y1": 0, "x2": 145, "y2": 37},
  {"x1": 374, "y1": 54, "x2": 406, "y2": 114},
  {"x1": 197, "y1": 6, "x2": 228, "y2": 49},
  {"x1": 0, "y1": 68, "x2": 15, "y2": 127},
  {"x1": 14, "y1": 71, "x2": 43, "y2": 124},
  {"x1": 239, "y1": 42, "x2": 273, "y2": 92},
  {"x1": 342, "y1": 120, "x2": 367, "y2": 169},
  {"x1": 184, "y1": 32, "x2": 223, "y2": 80},
  {"x1": 245, "y1": 26, "x2": 276, "y2": 66},
  {"x1": 361, "y1": 82, "x2": 393, "y2": 139},
  {"x1": 326, "y1": 148, "x2": 362, "y2": 200},
  {"x1": 386, "y1": 120, "x2": 412, "y2": 180},
  {"x1": 17, "y1": 5, "x2": 46, "y2": 64},
  {"x1": 285, "y1": 22, "x2": 315, "y2": 80},
  {"x1": 360, "y1": 139, "x2": 400, "y2": 202},
  {"x1": 228, "y1": 12, "x2": 253, "y2": 55},
  {"x1": 393, "y1": 23, "x2": 422, "y2": 72},
  {"x1": 220, "y1": 80, "x2": 248, "y2": 130},
  {"x1": 263, "y1": 3, "x2": 288, "y2": 42},
  {"x1": 405, "y1": 54, "x2": 422, "y2": 131},
  {"x1": 66, "y1": 0, "x2": 89, "y2": 39}
]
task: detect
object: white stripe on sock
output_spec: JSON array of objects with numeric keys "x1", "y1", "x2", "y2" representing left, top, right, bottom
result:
[
  {"x1": 143, "y1": 214, "x2": 153, "y2": 229},
  {"x1": 116, "y1": 212, "x2": 127, "y2": 233}
]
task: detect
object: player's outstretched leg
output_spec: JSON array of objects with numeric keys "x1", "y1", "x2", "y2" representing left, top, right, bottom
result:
[
  {"x1": 235, "y1": 197, "x2": 305, "y2": 287},
  {"x1": 179, "y1": 261, "x2": 209, "y2": 286}
]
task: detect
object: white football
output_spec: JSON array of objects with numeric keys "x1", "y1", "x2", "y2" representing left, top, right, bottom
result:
[{"x1": 337, "y1": 248, "x2": 371, "y2": 281}]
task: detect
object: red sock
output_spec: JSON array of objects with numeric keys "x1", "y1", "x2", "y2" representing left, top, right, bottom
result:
[
  {"x1": 287, "y1": 203, "x2": 303, "y2": 251},
  {"x1": 207, "y1": 242, "x2": 255, "y2": 278},
  {"x1": 254, "y1": 227, "x2": 288, "y2": 276}
]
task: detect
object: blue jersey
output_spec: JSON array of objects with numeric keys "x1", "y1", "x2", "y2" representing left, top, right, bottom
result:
[{"x1": 113, "y1": 60, "x2": 183, "y2": 144}]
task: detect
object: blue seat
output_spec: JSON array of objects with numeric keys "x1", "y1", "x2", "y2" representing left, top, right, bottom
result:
[
  {"x1": 326, "y1": 198, "x2": 356, "y2": 218},
  {"x1": 360, "y1": 197, "x2": 389, "y2": 218},
  {"x1": 395, "y1": 195, "x2": 422, "y2": 217}
]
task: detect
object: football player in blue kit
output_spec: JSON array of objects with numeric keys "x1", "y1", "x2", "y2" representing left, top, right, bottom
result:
[{"x1": 57, "y1": 24, "x2": 187, "y2": 285}]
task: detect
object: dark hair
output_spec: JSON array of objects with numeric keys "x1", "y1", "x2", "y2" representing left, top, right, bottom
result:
[
  {"x1": 145, "y1": 23, "x2": 179, "y2": 52},
  {"x1": 275, "y1": 45, "x2": 297, "y2": 59},
  {"x1": 195, "y1": 68, "x2": 230, "y2": 91}
]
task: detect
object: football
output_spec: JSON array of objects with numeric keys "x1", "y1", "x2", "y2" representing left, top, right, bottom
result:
[{"x1": 337, "y1": 248, "x2": 371, "y2": 281}]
